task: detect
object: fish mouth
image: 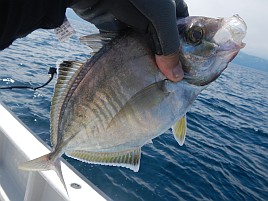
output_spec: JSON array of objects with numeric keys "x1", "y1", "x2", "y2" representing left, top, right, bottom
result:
[
  {"x1": 214, "y1": 15, "x2": 247, "y2": 64},
  {"x1": 213, "y1": 14, "x2": 247, "y2": 52},
  {"x1": 217, "y1": 41, "x2": 246, "y2": 54},
  {"x1": 228, "y1": 51, "x2": 239, "y2": 62}
]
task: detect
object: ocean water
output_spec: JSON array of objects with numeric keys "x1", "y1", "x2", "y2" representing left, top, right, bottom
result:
[{"x1": 0, "y1": 19, "x2": 268, "y2": 201}]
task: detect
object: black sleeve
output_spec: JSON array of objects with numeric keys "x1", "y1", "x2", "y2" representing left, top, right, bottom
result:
[
  {"x1": 129, "y1": 0, "x2": 189, "y2": 55},
  {"x1": 0, "y1": 0, "x2": 71, "y2": 50},
  {"x1": 72, "y1": 0, "x2": 189, "y2": 56}
]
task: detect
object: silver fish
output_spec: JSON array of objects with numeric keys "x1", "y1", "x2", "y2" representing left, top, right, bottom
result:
[{"x1": 19, "y1": 15, "x2": 247, "y2": 192}]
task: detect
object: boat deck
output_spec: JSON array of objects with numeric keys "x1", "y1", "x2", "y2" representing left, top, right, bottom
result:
[{"x1": 0, "y1": 103, "x2": 109, "y2": 201}]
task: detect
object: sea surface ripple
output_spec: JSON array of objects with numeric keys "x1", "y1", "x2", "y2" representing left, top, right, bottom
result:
[{"x1": 0, "y1": 20, "x2": 267, "y2": 201}]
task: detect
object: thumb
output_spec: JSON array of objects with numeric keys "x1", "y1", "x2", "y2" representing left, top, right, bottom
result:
[{"x1": 155, "y1": 52, "x2": 184, "y2": 82}]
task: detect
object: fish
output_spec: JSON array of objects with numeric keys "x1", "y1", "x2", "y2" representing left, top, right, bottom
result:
[{"x1": 19, "y1": 15, "x2": 247, "y2": 193}]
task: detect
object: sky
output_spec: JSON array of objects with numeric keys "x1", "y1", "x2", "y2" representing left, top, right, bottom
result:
[
  {"x1": 67, "y1": 0, "x2": 268, "y2": 60},
  {"x1": 185, "y1": 0, "x2": 268, "y2": 59}
]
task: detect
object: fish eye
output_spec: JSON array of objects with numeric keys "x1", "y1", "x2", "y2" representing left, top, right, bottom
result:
[{"x1": 186, "y1": 26, "x2": 204, "y2": 44}]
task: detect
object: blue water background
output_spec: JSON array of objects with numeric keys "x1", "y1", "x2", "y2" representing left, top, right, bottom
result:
[{"x1": 0, "y1": 19, "x2": 267, "y2": 201}]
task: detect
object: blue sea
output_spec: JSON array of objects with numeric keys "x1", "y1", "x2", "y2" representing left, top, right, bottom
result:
[{"x1": 0, "y1": 19, "x2": 267, "y2": 201}]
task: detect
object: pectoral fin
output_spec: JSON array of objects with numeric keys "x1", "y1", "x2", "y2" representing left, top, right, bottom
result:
[
  {"x1": 79, "y1": 33, "x2": 118, "y2": 53},
  {"x1": 108, "y1": 81, "x2": 168, "y2": 128},
  {"x1": 172, "y1": 115, "x2": 187, "y2": 146},
  {"x1": 66, "y1": 148, "x2": 141, "y2": 172},
  {"x1": 122, "y1": 80, "x2": 169, "y2": 109}
]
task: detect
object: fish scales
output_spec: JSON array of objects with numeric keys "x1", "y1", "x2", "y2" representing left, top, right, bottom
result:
[{"x1": 62, "y1": 34, "x2": 161, "y2": 150}]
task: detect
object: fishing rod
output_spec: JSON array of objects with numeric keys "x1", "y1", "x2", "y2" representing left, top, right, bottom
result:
[{"x1": 0, "y1": 67, "x2": 57, "y2": 90}]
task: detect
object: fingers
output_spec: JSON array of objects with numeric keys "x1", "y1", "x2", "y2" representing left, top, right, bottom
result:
[
  {"x1": 174, "y1": 0, "x2": 189, "y2": 18},
  {"x1": 130, "y1": 0, "x2": 179, "y2": 55},
  {"x1": 155, "y1": 52, "x2": 184, "y2": 82}
]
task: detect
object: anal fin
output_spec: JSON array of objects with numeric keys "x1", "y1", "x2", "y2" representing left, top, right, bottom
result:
[{"x1": 66, "y1": 148, "x2": 141, "y2": 172}]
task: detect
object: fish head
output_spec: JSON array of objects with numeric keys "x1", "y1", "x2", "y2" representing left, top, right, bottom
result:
[{"x1": 177, "y1": 15, "x2": 247, "y2": 86}]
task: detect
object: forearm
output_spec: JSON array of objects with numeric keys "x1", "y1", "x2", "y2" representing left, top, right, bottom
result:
[{"x1": 0, "y1": 0, "x2": 70, "y2": 50}]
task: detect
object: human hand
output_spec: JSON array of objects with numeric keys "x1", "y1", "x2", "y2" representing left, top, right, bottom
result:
[
  {"x1": 155, "y1": 52, "x2": 184, "y2": 82},
  {"x1": 71, "y1": 0, "x2": 188, "y2": 81}
]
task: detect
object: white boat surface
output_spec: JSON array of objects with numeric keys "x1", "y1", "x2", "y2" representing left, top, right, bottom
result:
[{"x1": 0, "y1": 102, "x2": 111, "y2": 201}]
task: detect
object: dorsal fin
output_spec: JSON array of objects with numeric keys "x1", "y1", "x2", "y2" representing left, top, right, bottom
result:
[
  {"x1": 80, "y1": 32, "x2": 118, "y2": 53},
  {"x1": 50, "y1": 61, "x2": 84, "y2": 146}
]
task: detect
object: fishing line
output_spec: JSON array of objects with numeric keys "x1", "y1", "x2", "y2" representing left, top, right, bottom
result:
[
  {"x1": 0, "y1": 67, "x2": 57, "y2": 90},
  {"x1": 0, "y1": 18, "x2": 84, "y2": 91}
]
